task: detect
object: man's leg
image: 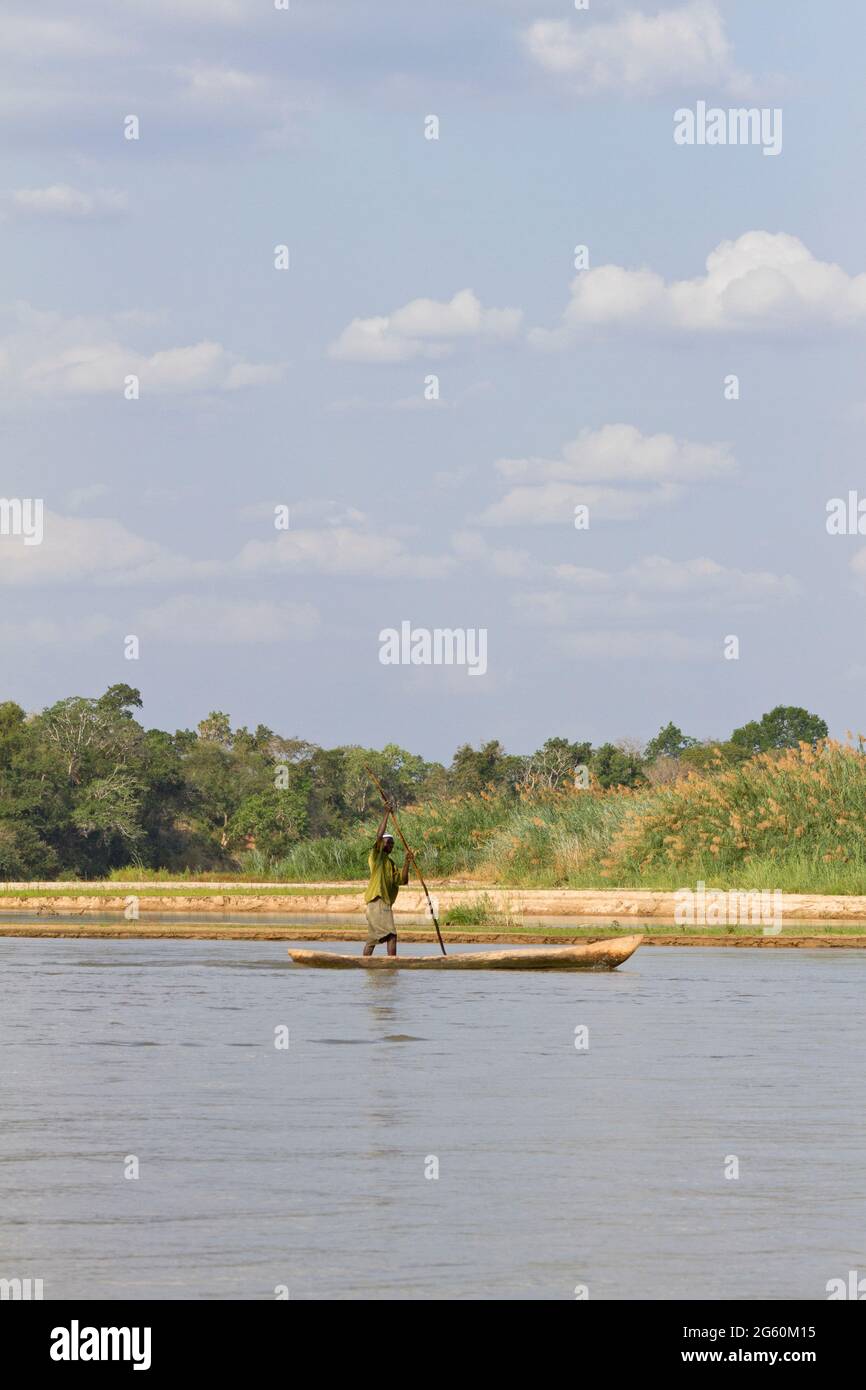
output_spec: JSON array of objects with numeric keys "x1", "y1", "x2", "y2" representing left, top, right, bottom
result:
[
  {"x1": 364, "y1": 897, "x2": 385, "y2": 955},
  {"x1": 386, "y1": 933, "x2": 397, "y2": 957}
]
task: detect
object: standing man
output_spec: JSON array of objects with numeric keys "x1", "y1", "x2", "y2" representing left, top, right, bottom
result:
[{"x1": 363, "y1": 802, "x2": 413, "y2": 956}]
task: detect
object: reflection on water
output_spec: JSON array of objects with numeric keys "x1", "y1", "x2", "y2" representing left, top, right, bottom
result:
[{"x1": 0, "y1": 939, "x2": 864, "y2": 1300}]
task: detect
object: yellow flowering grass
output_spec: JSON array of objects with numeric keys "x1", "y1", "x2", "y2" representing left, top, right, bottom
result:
[{"x1": 600, "y1": 742, "x2": 866, "y2": 881}]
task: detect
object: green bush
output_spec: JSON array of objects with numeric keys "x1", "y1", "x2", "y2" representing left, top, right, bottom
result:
[{"x1": 0, "y1": 821, "x2": 58, "y2": 879}]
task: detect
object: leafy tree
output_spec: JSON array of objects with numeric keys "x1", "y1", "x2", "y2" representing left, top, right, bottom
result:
[
  {"x1": 519, "y1": 737, "x2": 592, "y2": 793},
  {"x1": 229, "y1": 781, "x2": 310, "y2": 857},
  {"x1": 38, "y1": 694, "x2": 143, "y2": 785},
  {"x1": 644, "y1": 722, "x2": 697, "y2": 762},
  {"x1": 97, "y1": 684, "x2": 143, "y2": 717},
  {"x1": 342, "y1": 744, "x2": 436, "y2": 816},
  {"x1": 0, "y1": 700, "x2": 32, "y2": 758},
  {"x1": 183, "y1": 723, "x2": 270, "y2": 851},
  {"x1": 449, "y1": 740, "x2": 523, "y2": 797},
  {"x1": 135, "y1": 730, "x2": 190, "y2": 867},
  {"x1": 303, "y1": 746, "x2": 349, "y2": 837},
  {"x1": 730, "y1": 706, "x2": 828, "y2": 756},
  {"x1": 0, "y1": 821, "x2": 58, "y2": 878},
  {"x1": 71, "y1": 771, "x2": 145, "y2": 856},
  {"x1": 590, "y1": 742, "x2": 645, "y2": 789},
  {"x1": 197, "y1": 711, "x2": 233, "y2": 748},
  {"x1": 0, "y1": 705, "x2": 70, "y2": 863}
]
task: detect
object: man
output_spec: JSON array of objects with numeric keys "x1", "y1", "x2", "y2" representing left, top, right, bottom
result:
[{"x1": 363, "y1": 803, "x2": 413, "y2": 956}]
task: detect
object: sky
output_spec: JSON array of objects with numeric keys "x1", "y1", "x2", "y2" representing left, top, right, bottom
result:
[{"x1": 2, "y1": 0, "x2": 866, "y2": 760}]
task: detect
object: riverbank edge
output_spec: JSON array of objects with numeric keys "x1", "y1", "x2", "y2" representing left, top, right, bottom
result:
[
  {"x1": 0, "y1": 923, "x2": 864, "y2": 946},
  {"x1": 4, "y1": 886, "x2": 866, "y2": 920}
]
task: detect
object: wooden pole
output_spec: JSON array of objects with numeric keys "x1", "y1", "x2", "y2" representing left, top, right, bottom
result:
[{"x1": 364, "y1": 766, "x2": 446, "y2": 956}]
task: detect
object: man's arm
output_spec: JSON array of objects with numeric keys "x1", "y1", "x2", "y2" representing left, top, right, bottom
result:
[
  {"x1": 400, "y1": 849, "x2": 414, "y2": 885},
  {"x1": 374, "y1": 803, "x2": 393, "y2": 847}
]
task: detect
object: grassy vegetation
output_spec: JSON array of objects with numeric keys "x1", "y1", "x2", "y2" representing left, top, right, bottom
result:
[
  {"x1": 10, "y1": 742, "x2": 863, "y2": 897},
  {"x1": 596, "y1": 742, "x2": 866, "y2": 892},
  {"x1": 0, "y1": 884, "x2": 360, "y2": 899},
  {"x1": 232, "y1": 742, "x2": 866, "y2": 894},
  {"x1": 443, "y1": 894, "x2": 501, "y2": 925},
  {"x1": 442, "y1": 893, "x2": 523, "y2": 930}
]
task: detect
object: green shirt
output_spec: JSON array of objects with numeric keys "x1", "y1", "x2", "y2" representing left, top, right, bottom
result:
[{"x1": 365, "y1": 843, "x2": 400, "y2": 905}]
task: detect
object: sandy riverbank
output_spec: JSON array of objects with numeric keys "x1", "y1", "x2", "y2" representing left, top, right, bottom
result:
[{"x1": 4, "y1": 885, "x2": 866, "y2": 921}]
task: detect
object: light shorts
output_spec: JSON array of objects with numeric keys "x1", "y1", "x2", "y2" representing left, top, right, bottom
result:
[{"x1": 365, "y1": 896, "x2": 397, "y2": 943}]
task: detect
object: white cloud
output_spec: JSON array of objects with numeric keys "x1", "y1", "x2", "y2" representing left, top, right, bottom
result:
[
  {"x1": 496, "y1": 424, "x2": 733, "y2": 483},
  {"x1": 483, "y1": 424, "x2": 733, "y2": 524},
  {"x1": 329, "y1": 289, "x2": 522, "y2": 363},
  {"x1": 553, "y1": 554, "x2": 798, "y2": 606},
  {"x1": 0, "y1": 303, "x2": 282, "y2": 398},
  {"x1": 0, "y1": 508, "x2": 453, "y2": 590},
  {"x1": 170, "y1": 61, "x2": 313, "y2": 146},
  {"x1": 507, "y1": 553, "x2": 797, "y2": 674},
  {"x1": 236, "y1": 526, "x2": 455, "y2": 579},
  {"x1": 451, "y1": 530, "x2": 533, "y2": 579},
  {"x1": 139, "y1": 595, "x2": 320, "y2": 644},
  {"x1": 524, "y1": 1, "x2": 749, "y2": 97},
  {"x1": 484, "y1": 481, "x2": 679, "y2": 526},
  {"x1": 0, "y1": 7, "x2": 309, "y2": 146},
  {"x1": 0, "y1": 513, "x2": 215, "y2": 587},
  {"x1": 532, "y1": 233, "x2": 866, "y2": 343},
  {"x1": 10, "y1": 185, "x2": 128, "y2": 219},
  {"x1": 510, "y1": 556, "x2": 796, "y2": 654}
]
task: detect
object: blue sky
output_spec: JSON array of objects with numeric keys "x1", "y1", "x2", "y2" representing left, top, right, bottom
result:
[{"x1": 2, "y1": 1, "x2": 866, "y2": 758}]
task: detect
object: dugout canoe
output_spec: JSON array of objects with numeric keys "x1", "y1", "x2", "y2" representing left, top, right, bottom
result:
[{"x1": 287, "y1": 935, "x2": 642, "y2": 971}]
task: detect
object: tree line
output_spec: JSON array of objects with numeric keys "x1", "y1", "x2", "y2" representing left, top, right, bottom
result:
[{"x1": 0, "y1": 685, "x2": 829, "y2": 878}]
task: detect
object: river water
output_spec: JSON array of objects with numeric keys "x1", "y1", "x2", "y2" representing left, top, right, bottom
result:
[{"x1": 1, "y1": 939, "x2": 863, "y2": 1300}]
